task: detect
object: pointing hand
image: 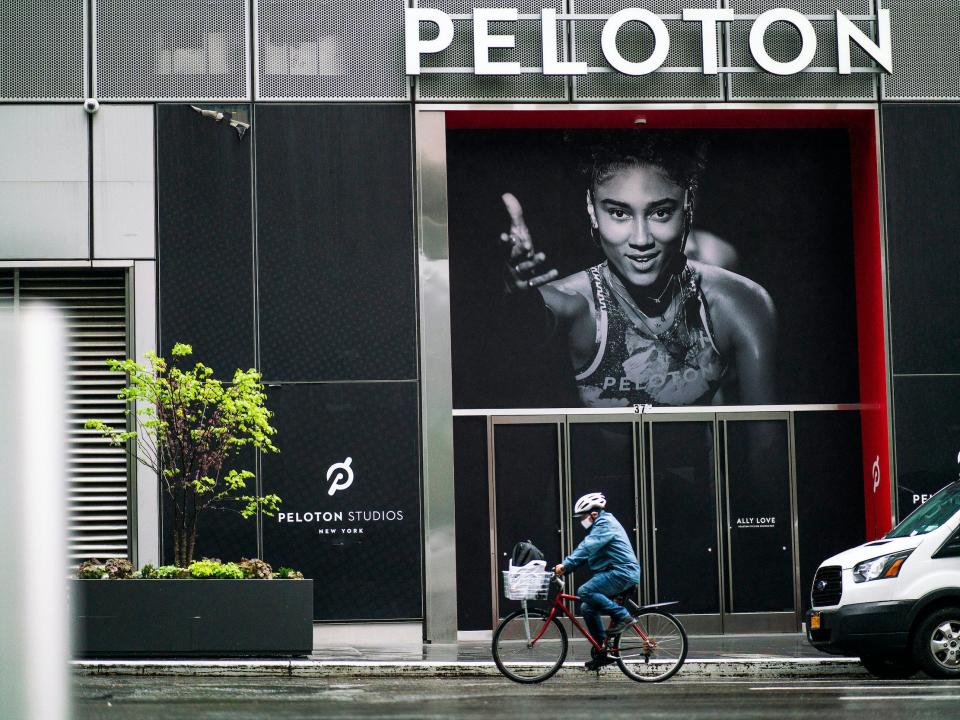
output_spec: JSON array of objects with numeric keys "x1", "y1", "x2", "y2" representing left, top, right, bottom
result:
[{"x1": 500, "y1": 193, "x2": 559, "y2": 292}]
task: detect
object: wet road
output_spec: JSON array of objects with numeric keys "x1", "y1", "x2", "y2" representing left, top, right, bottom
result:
[{"x1": 73, "y1": 675, "x2": 960, "y2": 719}]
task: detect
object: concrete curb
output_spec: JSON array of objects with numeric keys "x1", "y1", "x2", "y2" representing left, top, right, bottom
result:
[{"x1": 72, "y1": 657, "x2": 867, "y2": 679}]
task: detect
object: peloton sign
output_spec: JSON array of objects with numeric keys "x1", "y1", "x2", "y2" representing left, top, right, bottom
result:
[{"x1": 404, "y1": 7, "x2": 893, "y2": 77}]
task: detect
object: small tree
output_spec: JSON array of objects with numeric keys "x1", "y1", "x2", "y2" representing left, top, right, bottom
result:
[{"x1": 86, "y1": 343, "x2": 280, "y2": 567}]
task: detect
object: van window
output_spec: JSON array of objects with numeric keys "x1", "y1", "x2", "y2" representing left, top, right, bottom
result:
[
  {"x1": 933, "y1": 526, "x2": 960, "y2": 559},
  {"x1": 886, "y1": 482, "x2": 960, "y2": 538}
]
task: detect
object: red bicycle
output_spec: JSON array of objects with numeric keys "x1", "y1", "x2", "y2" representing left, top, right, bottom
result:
[{"x1": 492, "y1": 571, "x2": 688, "y2": 684}]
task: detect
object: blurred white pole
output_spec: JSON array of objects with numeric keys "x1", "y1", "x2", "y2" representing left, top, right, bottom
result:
[{"x1": 0, "y1": 305, "x2": 69, "y2": 720}]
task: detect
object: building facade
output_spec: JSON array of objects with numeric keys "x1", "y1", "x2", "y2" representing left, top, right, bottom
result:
[{"x1": 2, "y1": 0, "x2": 959, "y2": 642}]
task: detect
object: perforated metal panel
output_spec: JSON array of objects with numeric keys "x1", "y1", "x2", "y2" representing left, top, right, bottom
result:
[
  {"x1": 0, "y1": 0, "x2": 86, "y2": 100},
  {"x1": 882, "y1": 0, "x2": 960, "y2": 100},
  {"x1": 7, "y1": 270, "x2": 131, "y2": 562},
  {"x1": 415, "y1": 0, "x2": 567, "y2": 102},
  {"x1": 94, "y1": 0, "x2": 249, "y2": 100},
  {"x1": 572, "y1": 0, "x2": 723, "y2": 100},
  {"x1": 726, "y1": 0, "x2": 877, "y2": 100},
  {"x1": 255, "y1": 0, "x2": 409, "y2": 100}
]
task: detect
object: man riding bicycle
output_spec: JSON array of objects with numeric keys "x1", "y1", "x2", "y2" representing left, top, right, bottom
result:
[{"x1": 554, "y1": 492, "x2": 641, "y2": 670}]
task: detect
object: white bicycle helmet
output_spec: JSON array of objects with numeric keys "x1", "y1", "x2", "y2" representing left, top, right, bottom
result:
[{"x1": 573, "y1": 492, "x2": 606, "y2": 517}]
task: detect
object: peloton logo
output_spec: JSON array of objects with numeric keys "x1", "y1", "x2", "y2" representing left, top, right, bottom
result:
[
  {"x1": 872, "y1": 455, "x2": 880, "y2": 494},
  {"x1": 275, "y1": 456, "x2": 408, "y2": 535},
  {"x1": 326, "y1": 457, "x2": 354, "y2": 496},
  {"x1": 404, "y1": 7, "x2": 894, "y2": 77}
]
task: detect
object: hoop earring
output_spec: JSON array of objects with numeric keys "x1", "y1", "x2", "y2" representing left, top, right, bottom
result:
[{"x1": 590, "y1": 225, "x2": 601, "y2": 247}]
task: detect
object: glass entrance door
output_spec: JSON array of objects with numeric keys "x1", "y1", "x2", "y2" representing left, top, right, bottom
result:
[
  {"x1": 722, "y1": 415, "x2": 797, "y2": 631},
  {"x1": 641, "y1": 412, "x2": 798, "y2": 633},
  {"x1": 566, "y1": 418, "x2": 640, "y2": 597},
  {"x1": 644, "y1": 416, "x2": 723, "y2": 634},
  {"x1": 490, "y1": 417, "x2": 564, "y2": 621},
  {"x1": 485, "y1": 410, "x2": 801, "y2": 633}
]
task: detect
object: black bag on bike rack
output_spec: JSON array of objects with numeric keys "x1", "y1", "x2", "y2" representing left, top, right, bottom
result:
[{"x1": 510, "y1": 540, "x2": 545, "y2": 567}]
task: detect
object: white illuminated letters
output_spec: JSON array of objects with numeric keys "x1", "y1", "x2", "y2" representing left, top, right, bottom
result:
[
  {"x1": 474, "y1": 7, "x2": 521, "y2": 75},
  {"x1": 403, "y1": 7, "x2": 895, "y2": 77},
  {"x1": 682, "y1": 8, "x2": 735, "y2": 75},
  {"x1": 404, "y1": 8, "x2": 454, "y2": 75},
  {"x1": 836, "y1": 9, "x2": 892, "y2": 74},
  {"x1": 749, "y1": 9, "x2": 817, "y2": 75},
  {"x1": 542, "y1": 8, "x2": 588, "y2": 75},
  {"x1": 601, "y1": 8, "x2": 670, "y2": 76}
]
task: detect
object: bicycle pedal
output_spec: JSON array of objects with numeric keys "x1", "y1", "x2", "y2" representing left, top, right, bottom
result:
[{"x1": 583, "y1": 655, "x2": 618, "y2": 671}]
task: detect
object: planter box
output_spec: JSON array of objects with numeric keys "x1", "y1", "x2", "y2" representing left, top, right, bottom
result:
[{"x1": 70, "y1": 579, "x2": 313, "y2": 658}]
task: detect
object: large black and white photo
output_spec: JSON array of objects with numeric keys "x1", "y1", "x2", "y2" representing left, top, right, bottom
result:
[{"x1": 447, "y1": 127, "x2": 861, "y2": 410}]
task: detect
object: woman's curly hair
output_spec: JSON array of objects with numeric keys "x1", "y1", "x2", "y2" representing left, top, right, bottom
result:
[{"x1": 568, "y1": 129, "x2": 708, "y2": 197}]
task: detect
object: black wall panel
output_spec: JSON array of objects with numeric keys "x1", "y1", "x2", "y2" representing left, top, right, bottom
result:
[
  {"x1": 453, "y1": 417, "x2": 492, "y2": 631},
  {"x1": 255, "y1": 104, "x2": 417, "y2": 382},
  {"x1": 893, "y1": 376, "x2": 960, "y2": 522},
  {"x1": 160, "y1": 448, "x2": 259, "y2": 566},
  {"x1": 157, "y1": 104, "x2": 255, "y2": 379},
  {"x1": 261, "y1": 382, "x2": 422, "y2": 620},
  {"x1": 883, "y1": 104, "x2": 960, "y2": 374},
  {"x1": 794, "y1": 412, "x2": 865, "y2": 614}
]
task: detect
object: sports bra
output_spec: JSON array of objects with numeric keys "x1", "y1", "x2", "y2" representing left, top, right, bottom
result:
[{"x1": 575, "y1": 262, "x2": 727, "y2": 407}]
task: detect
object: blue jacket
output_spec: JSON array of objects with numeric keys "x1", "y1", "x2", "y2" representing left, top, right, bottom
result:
[{"x1": 562, "y1": 511, "x2": 640, "y2": 579}]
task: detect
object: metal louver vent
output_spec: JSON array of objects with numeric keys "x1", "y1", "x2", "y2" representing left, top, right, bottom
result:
[
  {"x1": 0, "y1": 272, "x2": 13, "y2": 308},
  {"x1": 14, "y1": 270, "x2": 130, "y2": 563}
]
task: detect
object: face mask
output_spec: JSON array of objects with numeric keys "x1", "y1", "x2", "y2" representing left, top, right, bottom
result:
[{"x1": 581, "y1": 516, "x2": 593, "y2": 530}]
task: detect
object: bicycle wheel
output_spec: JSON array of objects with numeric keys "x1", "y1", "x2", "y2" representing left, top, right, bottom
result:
[
  {"x1": 492, "y1": 608, "x2": 568, "y2": 683},
  {"x1": 612, "y1": 610, "x2": 687, "y2": 682}
]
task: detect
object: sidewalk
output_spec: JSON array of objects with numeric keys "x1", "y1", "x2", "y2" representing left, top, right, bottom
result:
[{"x1": 72, "y1": 632, "x2": 867, "y2": 679}]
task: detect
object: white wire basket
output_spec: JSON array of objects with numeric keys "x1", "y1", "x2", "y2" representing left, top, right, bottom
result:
[{"x1": 502, "y1": 570, "x2": 553, "y2": 600}]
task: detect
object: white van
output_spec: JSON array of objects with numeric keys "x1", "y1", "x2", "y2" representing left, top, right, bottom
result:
[{"x1": 806, "y1": 481, "x2": 960, "y2": 678}]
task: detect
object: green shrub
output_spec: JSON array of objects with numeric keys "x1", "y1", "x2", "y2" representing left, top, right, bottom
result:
[
  {"x1": 154, "y1": 565, "x2": 190, "y2": 579},
  {"x1": 215, "y1": 562, "x2": 244, "y2": 579},
  {"x1": 188, "y1": 558, "x2": 223, "y2": 578},
  {"x1": 275, "y1": 566, "x2": 304, "y2": 580},
  {"x1": 78, "y1": 558, "x2": 290, "y2": 580},
  {"x1": 77, "y1": 559, "x2": 106, "y2": 579},
  {"x1": 239, "y1": 557, "x2": 273, "y2": 579}
]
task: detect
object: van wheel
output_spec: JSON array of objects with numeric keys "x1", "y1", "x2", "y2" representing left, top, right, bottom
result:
[
  {"x1": 912, "y1": 607, "x2": 960, "y2": 679},
  {"x1": 859, "y1": 654, "x2": 917, "y2": 679}
]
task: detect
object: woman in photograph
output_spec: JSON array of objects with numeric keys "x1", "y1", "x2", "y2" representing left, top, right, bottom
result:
[{"x1": 500, "y1": 131, "x2": 776, "y2": 407}]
